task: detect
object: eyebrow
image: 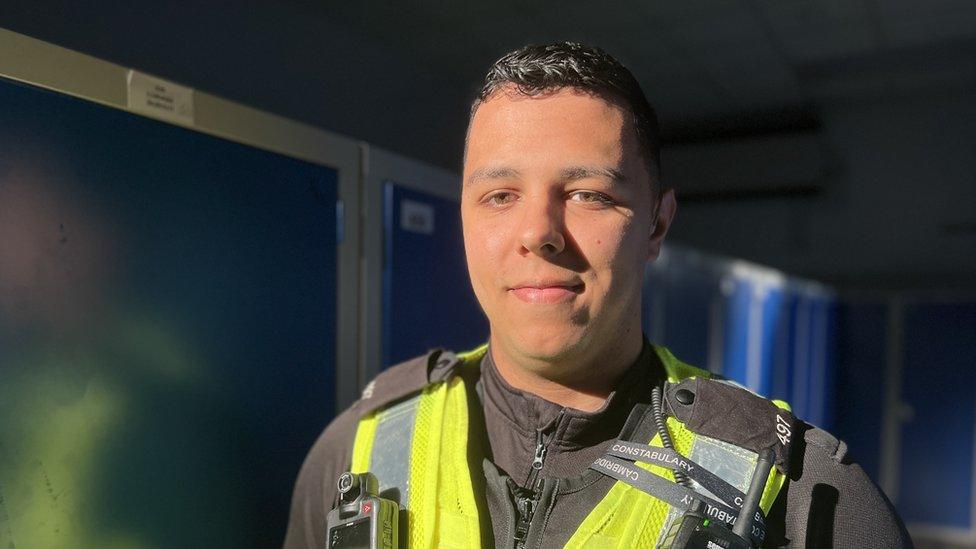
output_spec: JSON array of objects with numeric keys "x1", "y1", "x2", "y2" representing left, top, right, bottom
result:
[
  {"x1": 559, "y1": 166, "x2": 627, "y2": 183},
  {"x1": 466, "y1": 166, "x2": 521, "y2": 185},
  {"x1": 466, "y1": 165, "x2": 626, "y2": 185}
]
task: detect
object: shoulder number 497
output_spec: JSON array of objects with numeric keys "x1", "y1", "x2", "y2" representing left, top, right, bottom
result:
[{"x1": 775, "y1": 414, "x2": 792, "y2": 446}]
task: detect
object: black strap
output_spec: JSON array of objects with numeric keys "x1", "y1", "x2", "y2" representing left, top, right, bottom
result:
[
  {"x1": 589, "y1": 455, "x2": 766, "y2": 547},
  {"x1": 605, "y1": 440, "x2": 747, "y2": 510}
]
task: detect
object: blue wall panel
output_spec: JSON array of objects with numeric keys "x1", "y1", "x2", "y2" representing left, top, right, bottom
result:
[
  {"x1": 382, "y1": 183, "x2": 488, "y2": 367},
  {"x1": 0, "y1": 77, "x2": 337, "y2": 548}
]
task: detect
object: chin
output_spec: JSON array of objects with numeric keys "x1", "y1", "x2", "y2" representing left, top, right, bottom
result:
[{"x1": 510, "y1": 324, "x2": 587, "y2": 361}]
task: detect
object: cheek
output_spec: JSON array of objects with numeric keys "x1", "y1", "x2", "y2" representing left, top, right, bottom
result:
[
  {"x1": 584, "y1": 219, "x2": 646, "y2": 282},
  {"x1": 463, "y1": 220, "x2": 509, "y2": 292},
  {"x1": 585, "y1": 219, "x2": 630, "y2": 260},
  {"x1": 465, "y1": 223, "x2": 505, "y2": 263}
]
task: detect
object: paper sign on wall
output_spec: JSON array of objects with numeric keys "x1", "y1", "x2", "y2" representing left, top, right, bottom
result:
[
  {"x1": 126, "y1": 70, "x2": 194, "y2": 126},
  {"x1": 400, "y1": 199, "x2": 435, "y2": 235}
]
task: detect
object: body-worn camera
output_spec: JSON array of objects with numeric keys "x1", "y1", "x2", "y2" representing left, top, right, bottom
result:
[
  {"x1": 325, "y1": 472, "x2": 399, "y2": 549},
  {"x1": 660, "y1": 499, "x2": 752, "y2": 549}
]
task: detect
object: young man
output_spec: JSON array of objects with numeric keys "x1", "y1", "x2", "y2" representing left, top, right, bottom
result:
[{"x1": 284, "y1": 42, "x2": 911, "y2": 548}]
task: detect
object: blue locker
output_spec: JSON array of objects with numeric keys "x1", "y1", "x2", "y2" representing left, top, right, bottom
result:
[
  {"x1": 758, "y1": 285, "x2": 787, "y2": 398},
  {"x1": 832, "y1": 302, "x2": 887, "y2": 483},
  {"x1": 645, "y1": 253, "x2": 837, "y2": 429},
  {"x1": 718, "y1": 270, "x2": 786, "y2": 396},
  {"x1": 770, "y1": 289, "x2": 800, "y2": 405},
  {"x1": 821, "y1": 297, "x2": 838, "y2": 430},
  {"x1": 660, "y1": 258, "x2": 720, "y2": 369},
  {"x1": 803, "y1": 295, "x2": 835, "y2": 429},
  {"x1": 382, "y1": 183, "x2": 488, "y2": 367},
  {"x1": 789, "y1": 294, "x2": 815, "y2": 420},
  {"x1": 0, "y1": 77, "x2": 338, "y2": 547},
  {"x1": 720, "y1": 275, "x2": 755, "y2": 387},
  {"x1": 896, "y1": 302, "x2": 976, "y2": 528},
  {"x1": 641, "y1": 260, "x2": 666, "y2": 340}
]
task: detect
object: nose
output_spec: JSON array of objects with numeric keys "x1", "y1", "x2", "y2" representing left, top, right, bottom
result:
[{"x1": 518, "y1": 194, "x2": 566, "y2": 257}]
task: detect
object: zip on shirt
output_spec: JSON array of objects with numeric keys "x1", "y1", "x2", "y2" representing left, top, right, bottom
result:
[{"x1": 513, "y1": 409, "x2": 564, "y2": 548}]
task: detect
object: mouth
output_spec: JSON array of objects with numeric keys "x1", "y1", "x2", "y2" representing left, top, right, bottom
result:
[{"x1": 508, "y1": 281, "x2": 584, "y2": 304}]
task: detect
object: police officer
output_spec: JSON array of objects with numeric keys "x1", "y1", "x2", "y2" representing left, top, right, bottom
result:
[{"x1": 284, "y1": 42, "x2": 912, "y2": 548}]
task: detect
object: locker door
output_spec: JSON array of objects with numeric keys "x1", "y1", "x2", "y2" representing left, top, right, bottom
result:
[
  {"x1": 896, "y1": 302, "x2": 976, "y2": 530},
  {"x1": 660, "y1": 255, "x2": 720, "y2": 369},
  {"x1": 719, "y1": 268, "x2": 785, "y2": 395},
  {"x1": 720, "y1": 274, "x2": 755, "y2": 386},
  {"x1": 0, "y1": 75, "x2": 339, "y2": 548},
  {"x1": 381, "y1": 182, "x2": 488, "y2": 367},
  {"x1": 770, "y1": 289, "x2": 800, "y2": 405},
  {"x1": 789, "y1": 294, "x2": 815, "y2": 420},
  {"x1": 804, "y1": 295, "x2": 836, "y2": 429},
  {"x1": 757, "y1": 285, "x2": 787, "y2": 398},
  {"x1": 833, "y1": 302, "x2": 887, "y2": 483}
]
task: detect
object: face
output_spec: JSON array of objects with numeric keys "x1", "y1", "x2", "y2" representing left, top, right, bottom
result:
[{"x1": 462, "y1": 86, "x2": 675, "y2": 374}]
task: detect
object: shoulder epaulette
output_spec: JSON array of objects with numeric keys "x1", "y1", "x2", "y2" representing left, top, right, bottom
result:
[
  {"x1": 350, "y1": 349, "x2": 463, "y2": 417},
  {"x1": 664, "y1": 376, "x2": 798, "y2": 476}
]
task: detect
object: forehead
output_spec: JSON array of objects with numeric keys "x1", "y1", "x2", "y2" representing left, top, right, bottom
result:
[{"x1": 465, "y1": 87, "x2": 636, "y2": 168}]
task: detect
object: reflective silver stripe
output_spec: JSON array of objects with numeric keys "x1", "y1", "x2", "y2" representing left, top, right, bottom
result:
[
  {"x1": 690, "y1": 433, "x2": 759, "y2": 495},
  {"x1": 369, "y1": 395, "x2": 420, "y2": 509}
]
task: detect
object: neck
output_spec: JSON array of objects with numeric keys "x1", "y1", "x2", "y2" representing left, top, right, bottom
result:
[{"x1": 489, "y1": 326, "x2": 644, "y2": 412}]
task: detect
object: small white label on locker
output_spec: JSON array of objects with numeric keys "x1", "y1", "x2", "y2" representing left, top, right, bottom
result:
[
  {"x1": 126, "y1": 70, "x2": 195, "y2": 126},
  {"x1": 400, "y1": 199, "x2": 435, "y2": 235}
]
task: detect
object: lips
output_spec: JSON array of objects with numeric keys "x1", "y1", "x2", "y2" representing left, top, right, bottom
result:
[{"x1": 508, "y1": 281, "x2": 584, "y2": 304}]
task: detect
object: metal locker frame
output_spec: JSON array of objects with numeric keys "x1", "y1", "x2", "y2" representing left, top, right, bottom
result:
[{"x1": 358, "y1": 144, "x2": 461, "y2": 387}]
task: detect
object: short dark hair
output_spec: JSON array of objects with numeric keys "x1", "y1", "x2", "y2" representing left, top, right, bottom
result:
[{"x1": 469, "y1": 42, "x2": 661, "y2": 187}]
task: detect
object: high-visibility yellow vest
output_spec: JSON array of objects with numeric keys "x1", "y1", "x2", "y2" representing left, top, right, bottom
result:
[{"x1": 350, "y1": 345, "x2": 789, "y2": 548}]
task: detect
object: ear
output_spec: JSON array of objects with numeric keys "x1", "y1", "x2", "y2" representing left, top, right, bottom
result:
[{"x1": 646, "y1": 188, "x2": 676, "y2": 261}]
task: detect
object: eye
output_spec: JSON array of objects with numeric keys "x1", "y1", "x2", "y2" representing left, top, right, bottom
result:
[
  {"x1": 484, "y1": 191, "x2": 518, "y2": 206},
  {"x1": 569, "y1": 190, "x2": 614, "y2": 205}
]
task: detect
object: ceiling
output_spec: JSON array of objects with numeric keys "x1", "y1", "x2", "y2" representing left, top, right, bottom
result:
[
  {"x1": 308, "y1": 0, "x2": 976, "y2": 127},
  {"x1": 3, "y1": 1, "x2": 974, "y2": 161}
]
